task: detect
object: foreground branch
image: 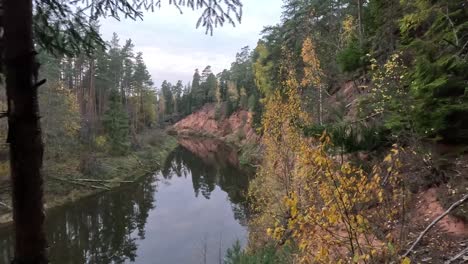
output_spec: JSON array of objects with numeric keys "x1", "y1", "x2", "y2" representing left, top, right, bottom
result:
[
  {"x1": 445, "y1": 246, "x2": 468, "y2": 264},
  {"x1": 403, "y1": 193, "x2": 468, "y2": 257}
]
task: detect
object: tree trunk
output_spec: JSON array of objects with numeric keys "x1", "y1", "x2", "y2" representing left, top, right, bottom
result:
[
  {"x1": 357, "y1": 0, "x2": 364, "y2": 47},
  {"x1": 87, "y1": 59, "x2": 96, "y2": 142},
  {"x1": 4, "y1": 0, "x2": 48, "y2": 262}
]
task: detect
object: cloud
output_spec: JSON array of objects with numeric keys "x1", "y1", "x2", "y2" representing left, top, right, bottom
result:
[{"x1": 100, "y1": 0, "x2": 283, "y2": 87}]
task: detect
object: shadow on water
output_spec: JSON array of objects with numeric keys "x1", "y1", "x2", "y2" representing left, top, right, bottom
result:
[{"x1": 0, "y1": 138, "x2": 253, "y2": 264}]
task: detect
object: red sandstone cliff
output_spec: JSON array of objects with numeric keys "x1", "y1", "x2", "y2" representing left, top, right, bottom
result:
[{"x1": 171, "y1": 104, "x2": 259, "y2": 144}]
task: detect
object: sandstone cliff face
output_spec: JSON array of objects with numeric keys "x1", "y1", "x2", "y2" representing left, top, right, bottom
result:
[{"x1": 172, "y1": 104, "x2": 258, "y2": 144}]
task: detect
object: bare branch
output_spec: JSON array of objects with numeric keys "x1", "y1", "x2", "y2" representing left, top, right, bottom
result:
[
  {"x1": 49, "y1": 176, "x2": 111, "y2": 190},
  {"x1": 403, "y1": 193, "x2": 468, "y2": 257},
  {"x1": 73, "y1": 178, "x2": 134, "y2": 183},
  {"x1": 445, "y1": 246, "x2": 468, "y2": 264}
]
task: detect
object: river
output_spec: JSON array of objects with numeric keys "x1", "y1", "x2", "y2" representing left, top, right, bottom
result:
[{"x1": 0, "y1": 138, "x2": 253, "y2": 264}]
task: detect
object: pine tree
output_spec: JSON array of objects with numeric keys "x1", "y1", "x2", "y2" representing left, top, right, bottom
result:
[
  {"x1": 205, "y1": 73, "x2": 218, "y2": 103},
  {"x1": 172, "y1": 80, "x2": 183, "y2": 114},
  {"x1": 161, "y1": 80, "x2": 174, "y2": 116},
  {"x1": 400, "y1": 0, "x2": 468, "y2": 142},
  {"x1": 191, "y1": 69, "x2": 204, "y2": 109},
  {"x1": 103, "y1": 91, "x2": 130, "y2": 155}
]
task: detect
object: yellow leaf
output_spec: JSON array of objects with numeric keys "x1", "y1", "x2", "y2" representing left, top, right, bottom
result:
[
  {"x1": 384, "y1": 154, "x2": 392, "y2": 162},
  {"x1": 401, "y1": 257, "x2": 411, "y2": 264}
]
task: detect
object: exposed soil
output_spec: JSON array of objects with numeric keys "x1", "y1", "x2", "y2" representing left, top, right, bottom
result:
[
  {"x1": 405, "y1": 187, "x2": 468, "y2": 263},
  {"x1": 172, "y1": 104, "x2": 258, "y2": 144},
  {"x1": 414, "y1": 188, "x2": 468, "y2": 237}
]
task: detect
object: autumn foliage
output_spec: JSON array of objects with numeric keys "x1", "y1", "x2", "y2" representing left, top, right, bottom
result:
[{"x1": 249, "y1": 48, "x2": 410, "y2": 263}]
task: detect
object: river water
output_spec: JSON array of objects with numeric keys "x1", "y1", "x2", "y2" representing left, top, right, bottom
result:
[{"x1": 0, "y1": 138, "x2": 252, "y2": 264}]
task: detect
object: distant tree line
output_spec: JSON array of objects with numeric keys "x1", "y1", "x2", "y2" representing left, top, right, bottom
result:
[
  {"x1": 35, "y1": 32, "x2": 157, "y2": 155},
  {"x1": 158, "y1": 46, "x2": 261, "y2": 126}
]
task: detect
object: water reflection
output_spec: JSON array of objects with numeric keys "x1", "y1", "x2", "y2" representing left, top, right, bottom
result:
[
  {"x1": 164, "y1": 138, "x2": 251, "y2": 224},
  {"x1": 0, "y1": 173, "x2": 157, "y2": 264},
  {"x1": 0, "y1": 138, "x2": 251, "y2": 264}
]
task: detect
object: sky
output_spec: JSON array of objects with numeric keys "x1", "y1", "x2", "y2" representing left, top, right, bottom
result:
[{"x1": 100, "y1": 0, "x2": 284, "y2": 87}]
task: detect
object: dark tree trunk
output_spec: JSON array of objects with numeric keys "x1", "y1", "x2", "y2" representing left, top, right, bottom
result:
[
  {"x1": 87, "y1": 59, "x2": 96, "y2": 142},
  {"x1": 4, "y1": 0, "x2": 48, "y2": 263}
]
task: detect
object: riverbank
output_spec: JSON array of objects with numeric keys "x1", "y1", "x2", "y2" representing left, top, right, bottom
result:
[{"x1": 0, "y1": 129, "x2": 178, "y2": 225}]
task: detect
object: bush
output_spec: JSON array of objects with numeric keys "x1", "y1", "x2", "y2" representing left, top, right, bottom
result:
[
  {"x1": 224, "y1": 241, "x2": 295, "y2": 264},
  {"x1": 94, "y1": 135, "x2": 108, "y2": 152}
]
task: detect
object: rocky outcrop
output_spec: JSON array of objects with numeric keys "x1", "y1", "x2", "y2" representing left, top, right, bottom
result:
[{"x1": 171, "y1": 104, "x2": 259, "y2": 144}]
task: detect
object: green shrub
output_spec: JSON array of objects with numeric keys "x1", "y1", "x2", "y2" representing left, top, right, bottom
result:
[{"x1": 224, "y1": 241, "x2": 295, "y2": 264}]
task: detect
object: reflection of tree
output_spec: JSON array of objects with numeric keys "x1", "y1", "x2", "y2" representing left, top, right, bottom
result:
[
  {"x1": 165, "y1": 141, "x2": 252, "y2": 222},
  {"x1": 0, "y1": 174, "x2": 157, "y2": 264},
  {"x1": 0, "y1": 140, "x2": 253, "y2": 263}
]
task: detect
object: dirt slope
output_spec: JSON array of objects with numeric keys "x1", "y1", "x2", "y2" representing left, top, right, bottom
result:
[{"x1": 172, "y1": 104, "x2": 258, "y2": 144}]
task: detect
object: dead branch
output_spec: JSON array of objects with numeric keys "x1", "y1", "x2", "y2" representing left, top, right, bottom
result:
[
  {"x1": 49, "y1": 176, "x2": 111, "y2": 191},
  {"x1": 403, "y1": 193, "x2": 468, "y2": 257},
  {"x1": 74, "y1": 178, "x2": 134, "y2": 183},
  {"x1": 445, "y1": 246, "x2": 468, "y2": 264}
]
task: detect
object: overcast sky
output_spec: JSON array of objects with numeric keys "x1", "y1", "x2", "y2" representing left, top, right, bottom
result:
[{"x1": 99, "y1": 0, "x2": 283, "y2": 87}]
